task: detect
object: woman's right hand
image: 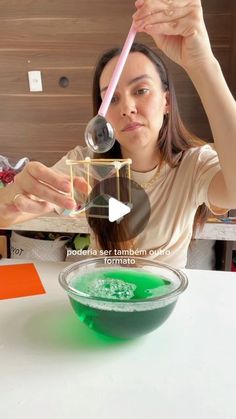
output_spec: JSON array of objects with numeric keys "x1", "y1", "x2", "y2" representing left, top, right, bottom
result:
[
  {"x1": 133, "y1": 0, "x2": 214, "y2": 71},
  {"x1": 5, "y1": 161, "x2": 76, "y2": 215}
]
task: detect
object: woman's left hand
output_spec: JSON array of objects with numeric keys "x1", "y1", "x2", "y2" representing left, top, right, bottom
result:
[{"x1": 133, "y1": 0, "x2": 214, "y2": 70}]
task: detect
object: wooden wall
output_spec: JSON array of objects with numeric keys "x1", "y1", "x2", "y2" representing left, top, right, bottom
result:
[{"x1": 0, "y1": 0, "x2": 235, "y2": 166}]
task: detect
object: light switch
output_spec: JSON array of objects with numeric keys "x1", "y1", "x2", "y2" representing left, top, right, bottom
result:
[{"x1": 28, "y1": 71, "x2": 43, "y2": 92}]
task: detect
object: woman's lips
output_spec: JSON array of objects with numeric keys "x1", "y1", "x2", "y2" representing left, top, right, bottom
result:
[{"x1": 122, "y1": 123, "x2": 144, "y2": 132}]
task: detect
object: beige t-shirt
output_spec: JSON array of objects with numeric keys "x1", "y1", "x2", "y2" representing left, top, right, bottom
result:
[{"x1": 52, "y1": 144, "x2": 224, "y2": 268}]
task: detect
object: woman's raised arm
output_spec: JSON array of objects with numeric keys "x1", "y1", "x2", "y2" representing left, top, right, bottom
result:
[{"x1": 133, "y1": 0, "x2": 236, "y2": 209}]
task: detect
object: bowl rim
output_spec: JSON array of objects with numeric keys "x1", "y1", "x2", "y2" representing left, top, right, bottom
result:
[{"x1": 58, "y1": 256, "x2": 188, "y2": 307}]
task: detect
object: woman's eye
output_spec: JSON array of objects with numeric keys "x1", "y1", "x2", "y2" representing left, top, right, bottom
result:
[
  {"x1": 111, "y1": 95, "x2": 119, "y2": 104},
  {"x1": 136, "y1": 88, "x2": 149, "y2": 95}
]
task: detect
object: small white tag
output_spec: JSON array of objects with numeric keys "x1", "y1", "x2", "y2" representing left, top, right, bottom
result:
[{"x1": 28, "y1": 71, "x2": 43, "y2": 92}]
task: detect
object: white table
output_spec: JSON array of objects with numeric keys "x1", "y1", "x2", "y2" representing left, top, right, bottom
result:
[{"x1": 0, "y1": 259, "x2": 236, "y2": 419}]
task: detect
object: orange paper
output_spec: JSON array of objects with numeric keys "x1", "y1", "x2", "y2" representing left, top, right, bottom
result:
[{"x1": 0, "y1": 263, "x2": 46, "y2": 300}]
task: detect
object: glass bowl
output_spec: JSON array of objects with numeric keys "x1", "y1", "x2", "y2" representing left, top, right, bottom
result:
[{"x1": 58, "y1": 257, "x2": 188, "y2": 339}]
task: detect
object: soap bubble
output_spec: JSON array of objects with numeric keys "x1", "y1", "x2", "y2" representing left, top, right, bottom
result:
[{"x1": 84, "y1": 115, "x2": 116, "y2": 153}]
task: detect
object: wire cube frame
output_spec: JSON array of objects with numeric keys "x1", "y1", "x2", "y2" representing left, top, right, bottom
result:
[{"x1": 66, "y1": 157, "x2": 132, "y2": 219}]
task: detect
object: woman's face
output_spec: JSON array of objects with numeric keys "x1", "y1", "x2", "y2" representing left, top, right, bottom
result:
[{"x1": 99, "y1": 52, "x2": 169, "y2": 155}]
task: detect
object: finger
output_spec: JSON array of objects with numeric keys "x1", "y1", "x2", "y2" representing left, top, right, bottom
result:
[
  {"x1": 133, "y1": 6, "x2": 192, "y2": 29},
  {"x1": 73, "y1": 177, "x2": 92, "y2": 196},
  {"x1": 142, "y1": 11, "x2": 199, "y2": 37},
  {"x1": 135, "y1": 0, "x2": 145, "y2": 8},
  {"x1": 133, "y1": 0, "x2": 178, "y2": 20},
  {"x1": 133, "y1": 0, "x2": 199, "y2": 22},
  {"x1": 14, "y1": 167, "x2": 75, "y2": 209},
  {"x1": 13, "y1": 193, "x2": 55, "y2": 214},
  {"x1": 26, "y1": 162, "x2": 72, "y2": 194},
  {"x1": 14, "y1": 174, "x2": 76, "y2": 209}
]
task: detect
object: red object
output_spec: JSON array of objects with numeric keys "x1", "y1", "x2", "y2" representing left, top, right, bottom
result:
[{"x1": 0, "y1": 169, "x2": 16, "y2": 185}]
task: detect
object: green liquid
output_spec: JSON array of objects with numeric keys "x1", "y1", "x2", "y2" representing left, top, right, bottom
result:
[{"x1": 69, "y1": 268, "x2": 176, "y2": 339}]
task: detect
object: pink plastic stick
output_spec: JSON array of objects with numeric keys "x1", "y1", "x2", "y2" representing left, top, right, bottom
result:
[{"x1": 98, "y1": 23, "x2": 136, "y2": 117}]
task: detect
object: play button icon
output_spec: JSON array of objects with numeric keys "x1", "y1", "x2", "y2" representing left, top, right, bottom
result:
[
  {"x1": 108, "y1": 197, "x2": 131, "y2": 222},
  {"x1": 85, "y1": 176, "x2": 151, "y2": 241}
]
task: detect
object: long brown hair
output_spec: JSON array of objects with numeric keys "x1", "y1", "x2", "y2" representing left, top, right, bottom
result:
[{"x1": 88, "y1": 43, "x2": 209, "y2": 250}]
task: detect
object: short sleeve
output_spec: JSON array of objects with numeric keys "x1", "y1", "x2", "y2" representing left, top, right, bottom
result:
[{"x1": 193, "y1": 144, "x2": 225, "y2": 213}]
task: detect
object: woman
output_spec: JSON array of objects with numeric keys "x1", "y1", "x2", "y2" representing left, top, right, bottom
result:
[{"x1": 1, "y1": 0, "x2": 235, "y2": 267}]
